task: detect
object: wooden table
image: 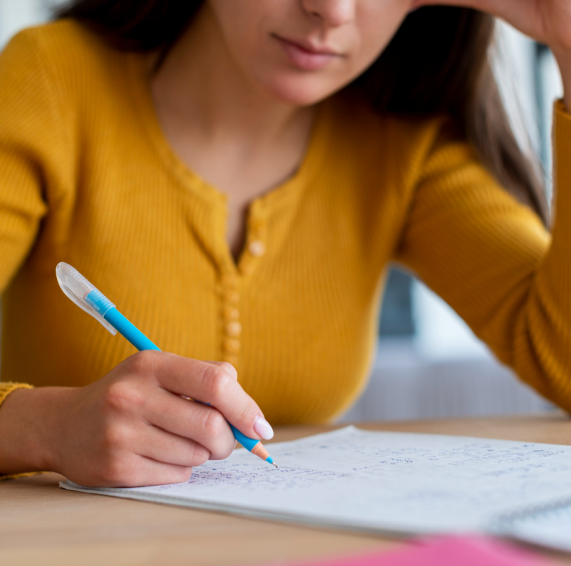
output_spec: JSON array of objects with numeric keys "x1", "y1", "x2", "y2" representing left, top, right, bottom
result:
[{"x1": 3, "y1": 415, "x2": 571, "y2": 566}]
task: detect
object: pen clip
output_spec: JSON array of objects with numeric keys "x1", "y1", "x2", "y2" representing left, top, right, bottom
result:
[{"x1": 56, "y1": 263, "x2": 117, "y2": 335}]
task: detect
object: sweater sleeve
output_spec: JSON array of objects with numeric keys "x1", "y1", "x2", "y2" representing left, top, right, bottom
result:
[
  {"x1": 394, "y1": 102, "x2": 571, "y2": 411},
  {"x1": 0, "y1": 29, "x2": 69, "y2": 474}
]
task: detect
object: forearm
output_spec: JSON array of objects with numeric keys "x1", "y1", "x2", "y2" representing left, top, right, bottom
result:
[
  {"x1": 0, "y1": 387, "x2": 70, "y2": 475},
  {"x1": 509, "y1": 102, "x2": 571, "y2": 410}
]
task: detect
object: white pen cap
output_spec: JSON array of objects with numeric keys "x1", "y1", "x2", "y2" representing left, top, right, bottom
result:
[{"x1": 55, "y1": 262, "x2": 117, "y2": 335}]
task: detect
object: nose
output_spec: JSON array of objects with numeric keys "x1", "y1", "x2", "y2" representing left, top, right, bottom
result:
[{"x1": 301, "y1": 0, "x2": 357, "y2": 27}]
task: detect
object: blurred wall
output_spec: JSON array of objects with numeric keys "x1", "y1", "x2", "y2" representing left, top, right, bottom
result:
[{"x1": 0, "y1": 0, "x2": 52, "y2": 47}]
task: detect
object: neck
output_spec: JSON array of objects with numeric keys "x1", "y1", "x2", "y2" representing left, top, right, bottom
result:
[{"x1": 150, "y1": 6, "x2": 313, "y2": 152}]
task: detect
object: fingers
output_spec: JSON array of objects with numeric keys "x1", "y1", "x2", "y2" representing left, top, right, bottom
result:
[
  {"x1": 99, "y1": 457, "x2": 193, "y2": 488},
  {"x1": 412, "y1": 0, "x2": 485, "y2": 8},
  {"x1": 137, "y1": 351, "x2": 273, "y2": 441},
  {"x1": 134, "y1": 458, "x2": 192, "y2": 488},
  {"x1": 145, "y1": 389, "x2": 237, "y2": 460},
  {"x1": 137, "y1": 422, "x2": 212, "y2": 467},
  {"x1": 70, "y1": 451, "x2": 193, "y2": 488},
  {"x1": 64, "y1": 354, "x2": 263, "y2": 489},
  {"x1": 206, "y1": 361, "x2": 238, "y2": 380},
  {"x1": 412, "y1": 0, "x2": 523, "y2": 22},
  {"x1": 410, "y1": 0, "x2": 544, "y2": 53}
]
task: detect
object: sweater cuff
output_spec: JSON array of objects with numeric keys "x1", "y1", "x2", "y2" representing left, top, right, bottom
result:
[
  {"x1": 0, "y1": 382, "x2": 33, "y2": 405},
  {"x1": 0, "y1": 382, "x2": 39, "y2": 481},
  {"x1": 0, "y1": 471, "x2": 46, "y2": 482}
]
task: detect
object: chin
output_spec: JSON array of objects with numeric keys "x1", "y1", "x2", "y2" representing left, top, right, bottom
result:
[{"x1": 262, "y1": 75, "x2": 342, "y2": 107}]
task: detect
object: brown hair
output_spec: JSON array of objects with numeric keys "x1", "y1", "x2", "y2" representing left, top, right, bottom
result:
[{"x1": 55, "y1": 0, "x2": 548, "y2": 224}]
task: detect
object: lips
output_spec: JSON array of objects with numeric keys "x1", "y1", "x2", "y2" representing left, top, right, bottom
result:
[{"x1": 273, "y1": 35, "x2": 342, "y2": 71}]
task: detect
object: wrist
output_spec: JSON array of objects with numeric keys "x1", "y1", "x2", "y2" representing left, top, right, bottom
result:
[{"x1": 0, "y1": 387, "x2": 73, "y2": 474}]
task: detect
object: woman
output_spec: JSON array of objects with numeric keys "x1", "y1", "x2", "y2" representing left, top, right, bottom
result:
[{"x1": 0, "y1": 0, "x2": 570, "y2": 487}]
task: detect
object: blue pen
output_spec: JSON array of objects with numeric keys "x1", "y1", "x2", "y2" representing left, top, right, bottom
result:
[{"x1": 55, "y1": 262, "x2": 277, "y2": 468}]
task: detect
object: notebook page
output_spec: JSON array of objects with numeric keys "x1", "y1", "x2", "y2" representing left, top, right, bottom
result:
[{"x1": 61, "y1": 427, "x2": 571, "y2": 534}]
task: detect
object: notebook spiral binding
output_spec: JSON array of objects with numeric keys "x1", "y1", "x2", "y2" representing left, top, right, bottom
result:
[
  {"x1": 495, "y1": 495, "x2": 571, "y2": 526},
  {"x1": 490, "y1": 495, "x2": 571, "y2": 553}
]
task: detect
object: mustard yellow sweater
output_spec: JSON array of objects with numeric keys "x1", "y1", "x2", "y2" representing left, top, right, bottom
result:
[{"x1": 0, "y1": 20, "x2": 570, "y2": 431}]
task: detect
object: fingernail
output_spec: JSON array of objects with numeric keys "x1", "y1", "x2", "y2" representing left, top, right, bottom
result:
[{"x1": 253, "y1": 416, "x2": 274, "y2": 440}]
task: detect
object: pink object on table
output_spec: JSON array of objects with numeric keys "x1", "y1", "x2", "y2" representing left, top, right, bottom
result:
[{"x1": 288, "y1": 536, "x2": 554, "y2": 566}]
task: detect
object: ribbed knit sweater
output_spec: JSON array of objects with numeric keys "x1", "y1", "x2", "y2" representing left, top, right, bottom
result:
[{"x1": 0, "y1": 20, "x2": 570, "y2": 432}]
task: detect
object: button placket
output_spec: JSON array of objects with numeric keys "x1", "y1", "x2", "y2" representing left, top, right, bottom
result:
[
  {"x1": 220, "y1": 272, "x2": 241, "y2": 367},
  {"x1": 220, "y1": 206, "x2": 268, "y2": 367},
  {"x1": 239, "y1": 216, "x2": 268, "y2": 277}
]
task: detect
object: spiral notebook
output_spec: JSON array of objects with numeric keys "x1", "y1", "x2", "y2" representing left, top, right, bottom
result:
[
  {"x1": 496, "y1": 498, "x2": 571, "y2": 552},
  {"x1": 60, "y1": 427, "x2": 571, "y2": 552}
]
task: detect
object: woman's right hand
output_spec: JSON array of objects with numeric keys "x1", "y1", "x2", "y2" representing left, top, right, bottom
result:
[{"x1": 0, "y1": 351, "x2": 273, "y2": 487}]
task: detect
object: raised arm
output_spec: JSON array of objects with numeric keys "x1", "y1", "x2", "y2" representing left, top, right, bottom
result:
[
  {"x1": 395, "y1": 103, "x2": 571, "y2": 410},
  {"x1": 414, "y1": 0, "x2": 571, "y2": 114}
]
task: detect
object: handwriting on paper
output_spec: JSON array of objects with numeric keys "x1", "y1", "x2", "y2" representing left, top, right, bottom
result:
[{"x1": 62, "y1": 427, "x2": 571, "y2": 534}]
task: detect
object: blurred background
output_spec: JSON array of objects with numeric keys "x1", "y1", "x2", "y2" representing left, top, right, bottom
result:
[{"x1": 0, "y1": 1, "x2": 563, "y2": 421}]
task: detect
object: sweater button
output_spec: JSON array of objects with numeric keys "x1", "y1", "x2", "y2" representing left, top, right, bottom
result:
[
  {"x1": 222, "y1": 274, "x2": 238, "y2": 287},
  {"x1": 223, "y1": 290, "x2": 240, "y2": 304},
  {"x1": 225, "y1": 321, "x2": 242, "y2": 337},
  {"x1": 223, "y1": 306, "x2": 240, "y2": 320},
  {"x1": 223, "y1": 338, "x2": 241, "y2": 354},
  {"x1": 248, "y1": 240, "x2": 266, "y2": 257}
]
